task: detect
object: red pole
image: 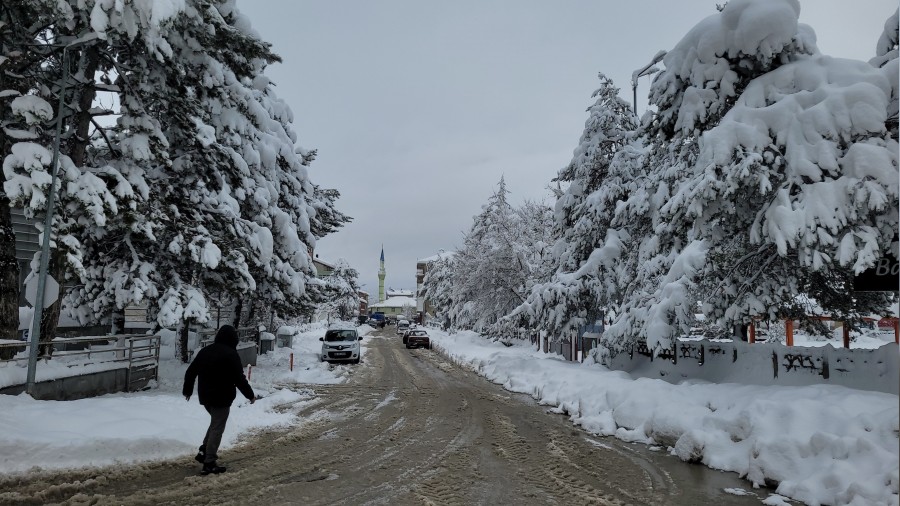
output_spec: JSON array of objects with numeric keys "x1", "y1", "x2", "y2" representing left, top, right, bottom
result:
[
  {"x1": 785, "y1": 319, "x2": 794, "y2": 347},
  {"x1": 842, "y1": 323, "x2": 850, "y2": 349},
  {"x1": 748, "y1": 322, "x2": 756, "y2": 344},
  {"x1": 290, "y1": 353, "x2": 294, "y2": 371},
  {"x1": 247, "y1": 365, "x2": 252, "y2": 380},
  {"x1": 894, "y1": 319, "x2": 899, "y2": 344}
]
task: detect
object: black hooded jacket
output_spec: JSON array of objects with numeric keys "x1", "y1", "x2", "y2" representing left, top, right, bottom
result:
[{"x1": 183, "y1": 325, "x2": 255, "y2": 407}]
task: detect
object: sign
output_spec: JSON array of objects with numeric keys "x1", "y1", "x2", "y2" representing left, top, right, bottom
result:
[
  {"x1": 877, "y1": 319, "x2": 896, "y2": 328},
  {"x1": 853, "y1": 253, "x2": 900, "y2": 292},
  {"x1": 24, "y1": 274, "x2": 60, "y2": 309}
]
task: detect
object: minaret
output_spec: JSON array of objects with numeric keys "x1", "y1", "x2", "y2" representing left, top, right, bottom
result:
[{"x1": 378, "y1": 246, "x2": 386, "y2": 302}]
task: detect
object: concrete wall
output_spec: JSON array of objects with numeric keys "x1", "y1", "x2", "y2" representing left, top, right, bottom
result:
[
  {"x1": 605, "y1": 340, "x2": 899, "y2": 395},
  {"x1": 0, "y1": 367, "x2": 129, "y2": 401}
]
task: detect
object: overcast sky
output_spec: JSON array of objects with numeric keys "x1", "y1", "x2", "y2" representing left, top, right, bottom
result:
[{"x1": 236, "y1": 0, "x2": 896, "y2": 295}]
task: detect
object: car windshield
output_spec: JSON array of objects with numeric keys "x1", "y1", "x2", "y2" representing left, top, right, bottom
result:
[
  {"x1": 410, "y1": 331, "x2": 427, "y2": 336},
  {"x1": 325, "y1": 330, "x2": 357, "y2": 342}
]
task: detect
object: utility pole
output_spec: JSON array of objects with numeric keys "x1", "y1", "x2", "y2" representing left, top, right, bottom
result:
[{"x1": 26, "y1": 35, "x2": 97, "y2": 395}]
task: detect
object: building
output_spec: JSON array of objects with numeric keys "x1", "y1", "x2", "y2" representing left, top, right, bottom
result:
[
  {"x1": 358, "y1": 290, "x2": 369, "y2": 316},
  {"x1": 368, "y1": 296, "x2": 417, "y2": 319},
  {"x1": 312, "y1": 256, "x2": 335, "y2": 277},
  {"x1": 417, "y1": 250, "x2": 455, "y2": 320},
  {"x1": 386, "y1": 288, "x2": 413, "y2": 298}
]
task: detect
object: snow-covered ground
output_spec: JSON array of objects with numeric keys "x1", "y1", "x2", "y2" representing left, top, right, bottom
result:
[
  {"x1": 2, "y1": 322, "x2": 897, "y2": 505},
  {"x1": 0, "y1": 322, "x2": 373, "y2": 475},
  {"x1": 429, "y1": 329, "x2": 899, "y2": 506}
]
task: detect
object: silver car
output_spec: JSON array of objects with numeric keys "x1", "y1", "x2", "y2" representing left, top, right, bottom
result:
[{"x1": 320, "y1": 328, "x2": 362, "y2": 364}]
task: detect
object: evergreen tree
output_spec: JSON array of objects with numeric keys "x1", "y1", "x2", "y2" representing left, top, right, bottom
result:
[
  {"x1": 322, "y1": 259, "x2": 360, "y2": 322},
  {"x1": 422, "y1": 253, "x2": 456, "y2": 327},
  {"x1": 441, "y1": 178, "x2": 553, "y2": 333},
  {"x1": 2, "y1": 2, "x2": 138, "y2": 351},
  {"x1": 2, "y1": 1, "x2": 348, "y2": 362},
  {"x1": 504, "y1": 74, "x2": 637, "y2": 339},
  {"x1": 605, "y1": 0, "x2": 896, "y2": 353}
]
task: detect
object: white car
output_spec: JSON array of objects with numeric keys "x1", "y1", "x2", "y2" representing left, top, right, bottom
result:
[
  {"x1": 320, "y1": 328, "x2": 362, "y2": 364},
  {"x1": 396, "y1": 319, "x2": 410, "y2": 335}
]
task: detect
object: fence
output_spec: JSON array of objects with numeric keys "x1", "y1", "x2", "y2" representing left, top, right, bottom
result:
[
  {"x1": 607, "y1": 338, "x2": 898, "y2": 395},
  {"x1": 198, "y1": 326, "x2": 259, "y2": 367},
  {"x1": 0, "y1": 334, "x2": 161, "y2": 395}
]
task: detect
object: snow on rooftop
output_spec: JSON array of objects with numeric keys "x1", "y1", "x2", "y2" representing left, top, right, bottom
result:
[
  {"x1": 419, "y1": 251, "x2": 456, "y2": 263},
  {"x1": 369, "y1": 296, "x2": 417, "y2": 308}
]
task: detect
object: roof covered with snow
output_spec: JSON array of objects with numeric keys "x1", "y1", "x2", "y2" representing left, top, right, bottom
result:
[
  {"x1": 370, "y1": 296, "x2": 417, "y2": 308},
  {"x1": 419, "y1": 251, "x2": 456, "y2": 264}
]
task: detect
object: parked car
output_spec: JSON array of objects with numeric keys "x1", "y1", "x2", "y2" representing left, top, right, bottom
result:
[
  {"x1": 319, "y1": 327, "x2": 363, "y2": 364},
  {"x1": 405, "y1": 329, "x2": 431, "y2": 349},
  {"x1": 396, "y1": 319, "x2": 410, "y2": 335}
]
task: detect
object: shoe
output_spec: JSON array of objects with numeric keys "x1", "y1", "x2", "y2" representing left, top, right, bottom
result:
[
  {"x1": 201, "y1": 462, "x2": 227, "y2": 475},
  {"x1": 195, "y1": 445, "x2": 206, "y2": 463}
]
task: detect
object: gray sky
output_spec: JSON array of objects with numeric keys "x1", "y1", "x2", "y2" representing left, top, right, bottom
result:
[{"x1": 237, "y1": 0, "x2": 896, "y2": 295}]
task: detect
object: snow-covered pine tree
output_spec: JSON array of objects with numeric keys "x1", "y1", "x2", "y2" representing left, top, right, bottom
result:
[
  {"x1": 50, "y1": 0, "x2": 343, "y2": 362},
  {"x1": 0, "y1": 2, "x2": 44, "y2": 342},
  {"x1": 503, "y1": 74, "x2": 637, "y2": 340},
  {"x1": 447, "y1": 177, "x2": 555, "y2": 334},
  {"x1": 449, "y1": 177, "x2": 521, "y2": 331},
  {"x1": 321, "y1": 259, "x2": 360, "y2": 322},
  {"x1": 309, "y1": 182, "x2": 352, "y2": 240},
  {"x1": 871, "y1": 9, "x2": 898, "y2": 139},
  {"x1": 1, "y1": 2, "x2": 147, "y2": 351},
  {"x1": 607, "y1": 0, "x2": 897, "y2": 353},
  {"x1": 0, "y1": 1, "x2": 348, "y2": 361},
  {"x1": 422, "y1": 253, "x2": 457, "y2": 328}
]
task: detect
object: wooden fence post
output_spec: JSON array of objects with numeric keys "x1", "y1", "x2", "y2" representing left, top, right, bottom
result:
[
  {"x1": 785, "y1": 319, "x2": 794, "y2": 347},
  {"x1": 842, "y1": 323, "x2": 850, "y2": 349},
  {"x1": 748, "y1": 322, "x2": 756, "y2": 344}
]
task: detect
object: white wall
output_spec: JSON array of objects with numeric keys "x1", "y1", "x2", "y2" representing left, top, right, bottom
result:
[{"x1": 605, "y1": 340, "x2": 899, "y2": 395}]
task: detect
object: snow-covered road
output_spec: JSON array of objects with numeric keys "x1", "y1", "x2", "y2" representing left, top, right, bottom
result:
[{"x1": 0, "y1": 329, "x2": 762, "y2": 505}]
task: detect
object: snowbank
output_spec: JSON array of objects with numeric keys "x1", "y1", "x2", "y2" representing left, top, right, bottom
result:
[{"x1": 431, "y1": 330, "x2": 899, "y2": 506}]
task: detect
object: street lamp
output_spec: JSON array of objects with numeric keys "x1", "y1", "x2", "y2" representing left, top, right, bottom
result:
[
  {"x1": 26, "y1": 35, "x2": 98, "y2": 394},
  {"x1": 630, "y1": 50, "x2": 666, "y2": 118}
]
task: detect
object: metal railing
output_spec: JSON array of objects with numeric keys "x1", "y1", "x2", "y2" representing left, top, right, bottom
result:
[
  {"x1": 198, "y1": 326, "x2": 259, "y2": 349},
  {"x1": 0, "y1": 334, "x2": 161, "y2": 391}
]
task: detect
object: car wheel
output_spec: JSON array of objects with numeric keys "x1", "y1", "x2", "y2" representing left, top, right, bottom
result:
[{"x1": 353, "y1": 358, "x2": 360, "y2": 364}]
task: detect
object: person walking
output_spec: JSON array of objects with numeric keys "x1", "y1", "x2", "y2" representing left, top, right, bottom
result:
[{"x1": 183, "y1": 325, "x2": 256, "y2": 475}]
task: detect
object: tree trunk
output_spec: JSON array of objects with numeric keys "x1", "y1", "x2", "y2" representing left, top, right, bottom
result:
[
  {"x1": 232, "y1": 298, "x2": 243, "y2": 328},
  {"x1": 0, "y1": 201, "x2": 18, "y2": 339},
  {"x1": 247, "y1": 299, "x2": 256, "y2": 328},
  {"x1": 110, "y1": 310, "x2": 125, "y2": 335},
  {"x1": 36, "y1": 44, "x2": 101, "y2": 357},
  {"x1": 0, "y1": 200, "x2": 19, "y2": 359},
  {"x1": 37, "y1": 248, "x2": 66, "y2": 357},
  {"x1": 178, "y1": 318, "x2": 192, "y2": 363}
]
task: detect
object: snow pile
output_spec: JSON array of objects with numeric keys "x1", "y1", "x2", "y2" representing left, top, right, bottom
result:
[{"x1": 430, "y1": 330, "x2": 899, "y2": 506}]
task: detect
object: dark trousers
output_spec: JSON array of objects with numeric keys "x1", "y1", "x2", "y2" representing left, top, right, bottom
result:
[{"x1": 202, "y1": 405, "x2": 230, "y2": 464}]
